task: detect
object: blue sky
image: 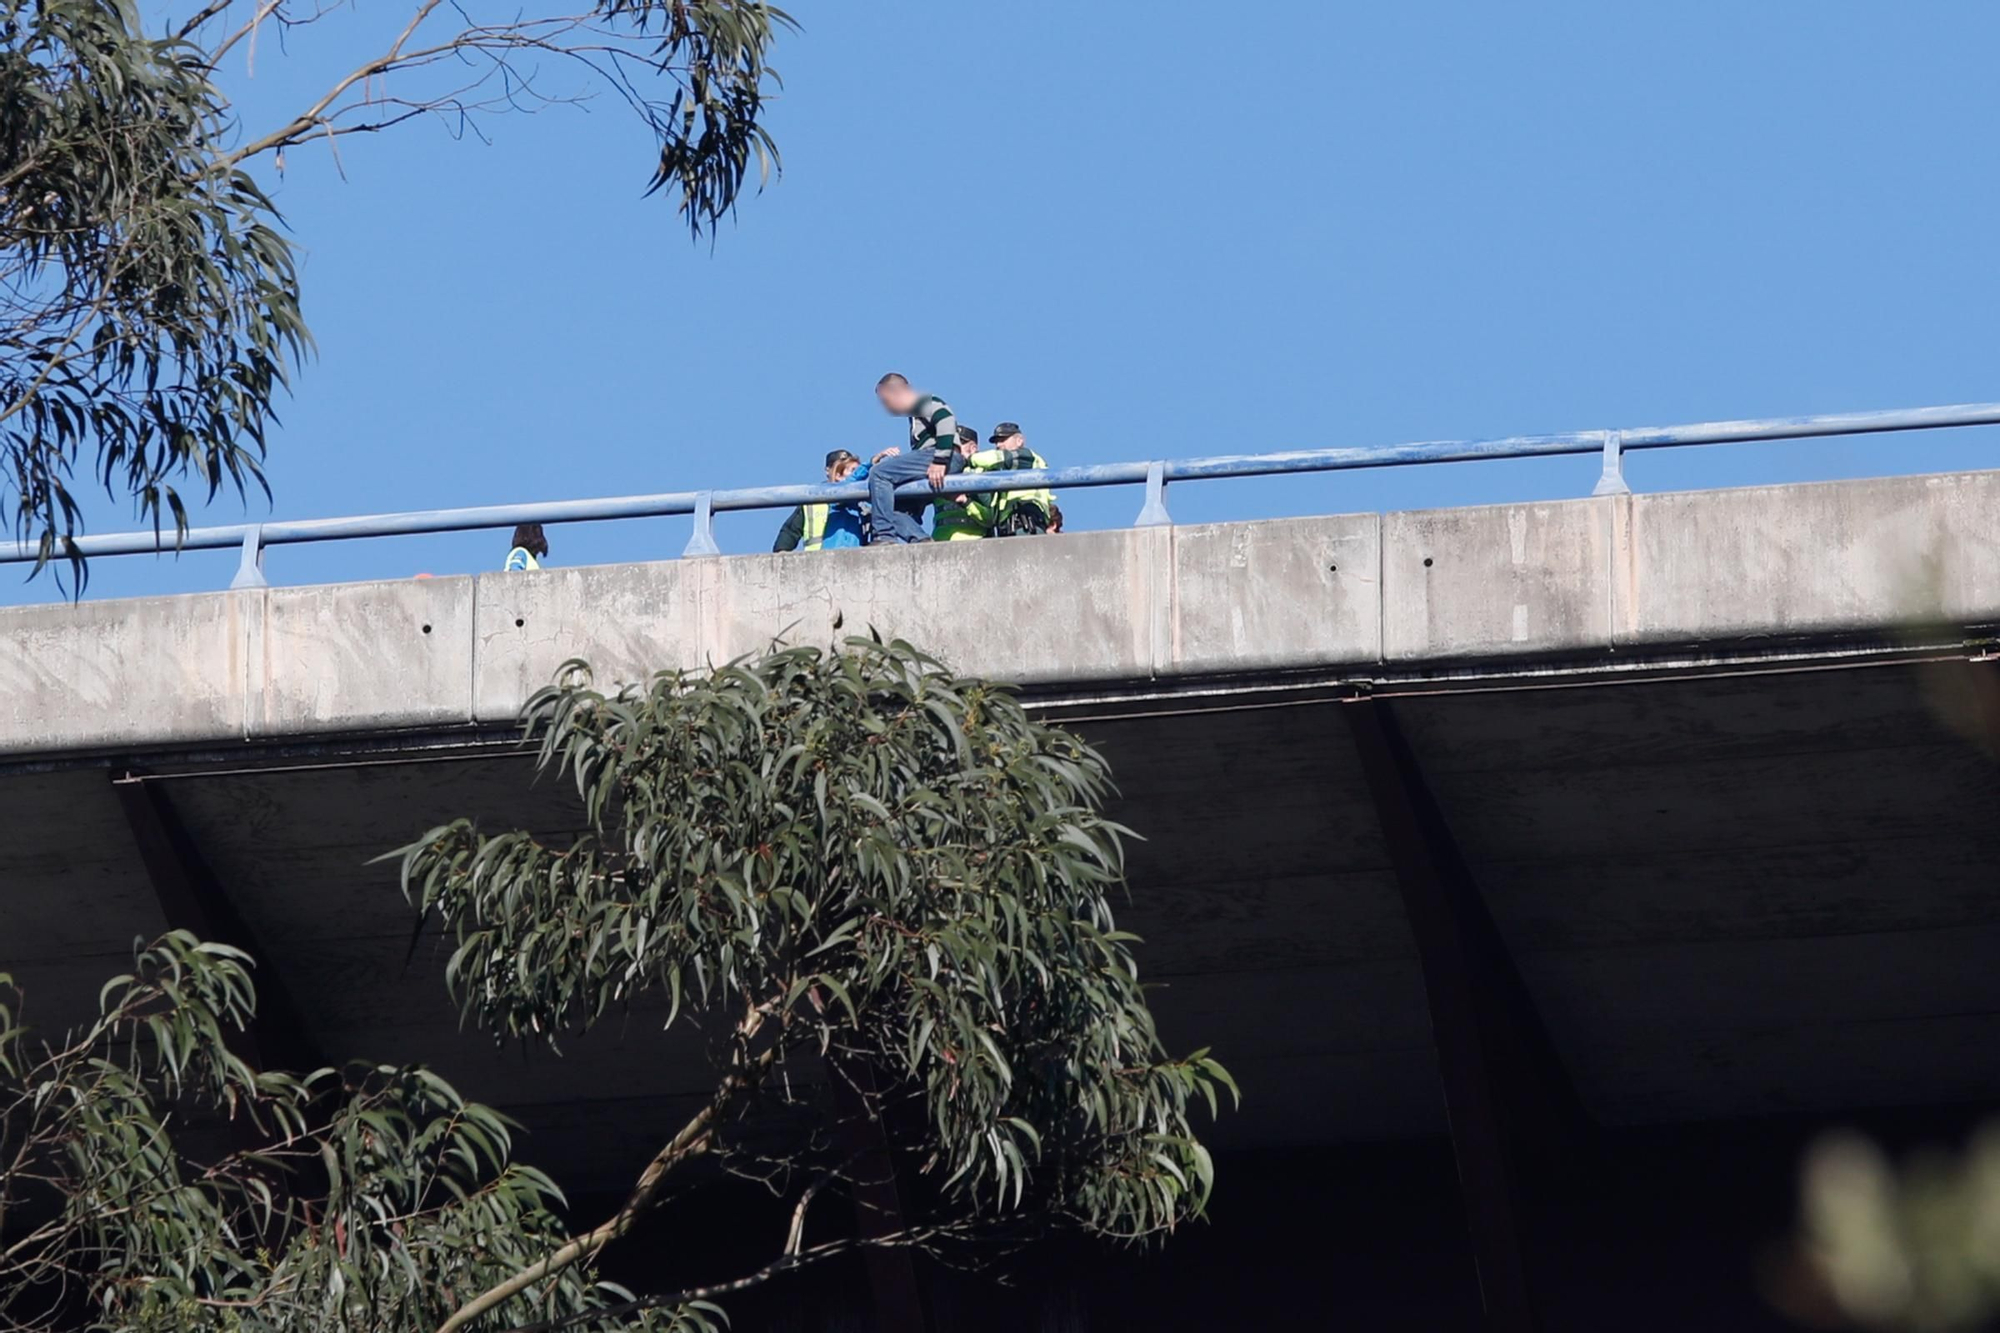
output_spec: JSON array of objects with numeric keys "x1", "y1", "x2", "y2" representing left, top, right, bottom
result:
[{"x1": 14, "y1": 0, "x2": 2000, "y2": 602}]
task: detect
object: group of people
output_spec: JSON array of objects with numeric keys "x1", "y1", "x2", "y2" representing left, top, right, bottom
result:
[
  {"x1": 498, "y1": 374, "x2": 1059, "y2": 570},
  {"x1": 773, "y1": 373, "x2": 1061, "y2": 552}
]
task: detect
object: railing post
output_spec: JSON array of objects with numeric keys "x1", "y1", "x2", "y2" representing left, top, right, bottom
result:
[
  {"x1": 230, "y1": 526, "x2": 268, "y2": 589},
  {"x1": 683, "y1": 492, "x2": 721, "y2": 557},
  {"x1": 1591, "y1": 430, "x2": 1630, "y2": 497},
  {"x1": 1135, "y1": 461, "x2": 1172, "y2": 527}
]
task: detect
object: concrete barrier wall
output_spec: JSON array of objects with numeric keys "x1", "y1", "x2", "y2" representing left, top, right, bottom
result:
[{"x1": 2, "y1": 470, "x2": 1995, "y2": 757}]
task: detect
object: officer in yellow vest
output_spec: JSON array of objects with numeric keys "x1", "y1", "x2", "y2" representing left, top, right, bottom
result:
[
  {"x1": 931, "y1": 428, "x2": 999, "y2": 541},
  {"x1": 981, "y1": 423, "x2": 1056, "y2": 535},
  {"x1": 773, "y1": 451, "x2": 868, "y2": 551}
]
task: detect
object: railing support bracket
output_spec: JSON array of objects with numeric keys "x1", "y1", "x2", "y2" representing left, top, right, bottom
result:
[
  {"x1": 230, "y1": 526, "x2": 268, "y2": 589},
  {"x1": 683, "y1": 492, "x2": 721, "y2": 557},
  {"x1": 1591, "y1": 431, "x2": 1631, "y2": 497},
  {"x1": 1135, "y1": 461, "x2": 1172, "y2": 527}
]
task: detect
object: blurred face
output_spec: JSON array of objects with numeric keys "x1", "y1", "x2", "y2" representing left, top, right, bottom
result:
[
  {"x1": 956, "y1": 437, "x2": 977, "y2": 458},
  {"x1": 828, "y1": 458, "x2": 858, "y2": 482},
  {"x1": 996, "y1": 433, "x2": 1025, "y2": 451},
  {"x1": 876, "y1": 382, "x2": 916, "y2": 415}
]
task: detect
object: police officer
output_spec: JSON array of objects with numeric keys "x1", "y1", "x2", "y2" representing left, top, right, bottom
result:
[
  {"x1": 982, "y1": 423, "x2": 1055, "y2": 535},
  {"x1": 773, "y1": 450, "x2": 868, "y2": 551},
  {"x1": 931, "y1": 427, "x2": 997, "y2": 541}
]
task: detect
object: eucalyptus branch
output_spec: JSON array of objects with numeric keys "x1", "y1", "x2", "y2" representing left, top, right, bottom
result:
[
  {"x1": 219, "y1": 8, "x2": 706, "y2": 169},
  {"x1": 433, "y1": 1020, "x2": 783, "y2": 1333},
  {"x1": 204, "y1": 0, "x2": 289, "y2": 69},
  {"x1": 177, "y1": 0, "x2": 244, "y2": 41},
  {"x1": 492, "y1": 1225, "x2": 960, "y2": 1333},
  {"x1": 224, "y1": 0, "x2": 449, "y2": 165}
]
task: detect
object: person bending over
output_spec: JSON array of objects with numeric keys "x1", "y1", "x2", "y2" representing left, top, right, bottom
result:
[
  {"x1": 931, "y1": 427, "x2": 996, "y2": 541},
  {"x1": 867, "y1": 372, "x2": 957, "y2": 544}
]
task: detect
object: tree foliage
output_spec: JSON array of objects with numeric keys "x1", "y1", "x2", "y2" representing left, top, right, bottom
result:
[
  {"x1": 1, "y1": 0, "x2": 302, "y2": 584},
  {"x1": 396, "y1": 638, "x2": 1235, "y2": 1328},
  {"x1": 0, "y1": 933, "x2": 697, "y2": 1333},
  {"x1": 0, "y1": 0, "x2": 794, "y2": 586},
  {"x1": 0, "y1": 641, "x2": 1232, "y2": 1331}
]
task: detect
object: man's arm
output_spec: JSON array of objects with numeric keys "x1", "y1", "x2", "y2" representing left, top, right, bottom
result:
[
  {"x1": 944, "y1": 448, "x2": 972, "y2": 504},
  {"x1": 913, "y1": 399, "x2": 956, "y2": 489},
  {"x1": 772, "y1": 506, "x2": 806, "y2": 553}
]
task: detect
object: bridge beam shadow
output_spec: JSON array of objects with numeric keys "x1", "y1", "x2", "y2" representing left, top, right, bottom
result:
[{"x1": 1344, "y1": 698, "x2": 1595, "y2": 1331}]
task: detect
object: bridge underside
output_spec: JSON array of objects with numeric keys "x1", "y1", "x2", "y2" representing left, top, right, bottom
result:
[
  {"x1": 10, "y1": 475, "x2": 2000, "y2": 1325},
  {"x1": 6, "y1": 473, "x2": 2000, "y2": 1326},
  {"x1": 6, "y1": 654, "x2": 1997, "y2": 1185}
]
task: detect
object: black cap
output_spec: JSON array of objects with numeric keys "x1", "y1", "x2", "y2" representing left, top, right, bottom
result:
[
  {"x1": 988, "y1": 422, "x2": 1023, "y2": 443},
  {"x1": 825, "y1": 449, "x2": 859, "y2": 469},
  {"x1": 956, "y1": 426, "x2": 979, "y2": 445}
]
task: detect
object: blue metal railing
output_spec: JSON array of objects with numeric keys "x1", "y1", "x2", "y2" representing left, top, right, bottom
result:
[{"x1": 5, "y1": 401, "x2": 1997, "y2": 589}]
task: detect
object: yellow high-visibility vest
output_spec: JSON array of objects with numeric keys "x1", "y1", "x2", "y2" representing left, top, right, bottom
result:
[
  {"x1": 969, "y1": 449, "x2": 1054, "y2": 522},
  {"x1": 800, "y1": 503, "x2": 829, "y2": 551}
]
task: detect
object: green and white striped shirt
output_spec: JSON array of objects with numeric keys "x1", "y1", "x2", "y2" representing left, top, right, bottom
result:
[{"x1": 907, "y1": 393, "x2": 959, "y2": 461}]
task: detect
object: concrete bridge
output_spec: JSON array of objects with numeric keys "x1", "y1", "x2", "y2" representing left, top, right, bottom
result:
[{"x1": 3, "y1": 468, "x2": 1998, "y2": 1330}]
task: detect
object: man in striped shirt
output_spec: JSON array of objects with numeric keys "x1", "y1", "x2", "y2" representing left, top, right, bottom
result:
[{"x1": 868, "y1": 372, "x2": 956, "y2": 544}]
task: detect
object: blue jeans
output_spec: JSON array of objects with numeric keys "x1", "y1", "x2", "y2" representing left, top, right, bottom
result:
[{"x1": 867, "y1": 451, "x2": 938, "y2": 544}]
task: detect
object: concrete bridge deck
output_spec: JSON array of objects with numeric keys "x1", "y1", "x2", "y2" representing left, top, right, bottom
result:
[
  {"x1": 1, "y1": 470, "x2": 1998, "y2": 1327},
  {"x1": 3, "y1": 467, "x2": 1995, "y2": 757}
]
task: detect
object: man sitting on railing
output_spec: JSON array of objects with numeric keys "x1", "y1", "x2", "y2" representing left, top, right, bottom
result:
[{"x1": 866, "y1": 372, "x2": 956, "y2": 544}]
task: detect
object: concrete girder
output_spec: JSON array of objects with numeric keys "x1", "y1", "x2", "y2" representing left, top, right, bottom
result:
[
  {"x1": 1344, "y1": 698, "x2": 1592, "y2": 1331},
  {"x1": 111, "y1": 772, "x2": 322, "y2": 1074}
]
